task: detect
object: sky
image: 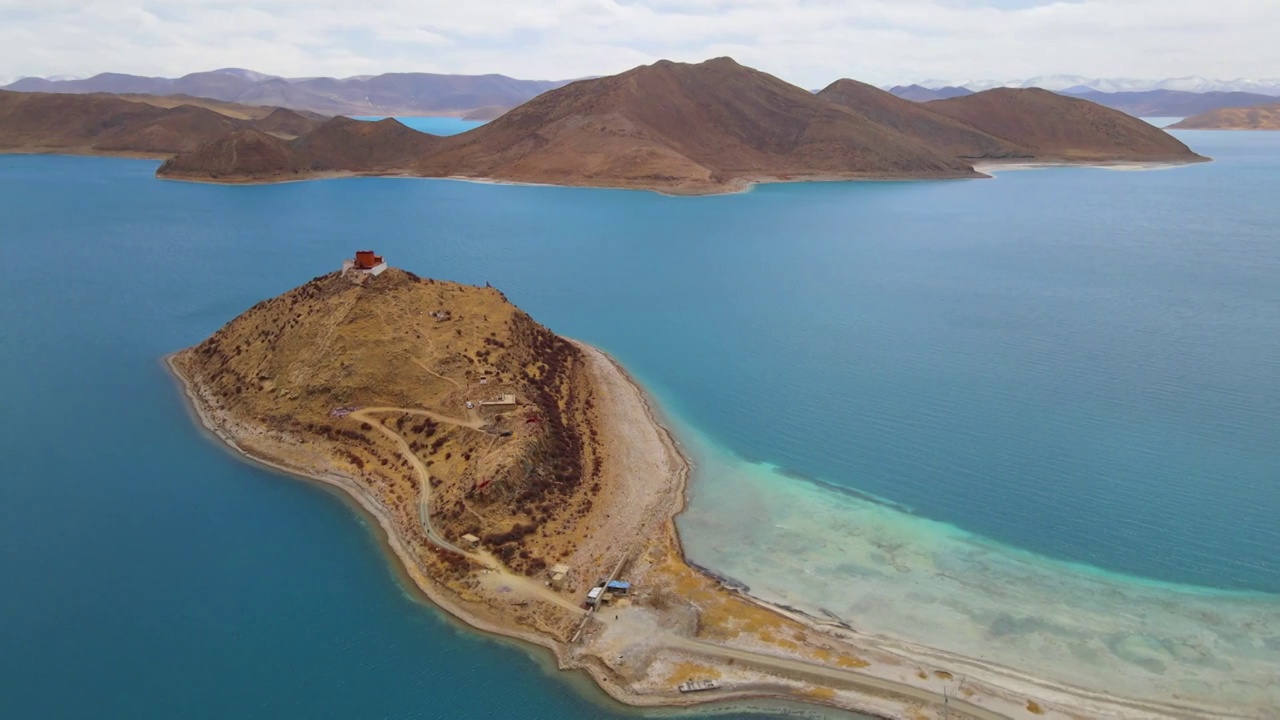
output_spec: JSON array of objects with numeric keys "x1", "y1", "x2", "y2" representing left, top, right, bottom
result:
[{"x1": 2, "y1": 0, "x2": 1278, "y2": 86}]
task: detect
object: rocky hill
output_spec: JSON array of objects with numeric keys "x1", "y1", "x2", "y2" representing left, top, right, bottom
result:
[
  {"x1": 171, "y1": 267, "x2": 600, "y2": 577},
  {"x1": 0, "y1": 90, "x2": 321, "y2": 156},
  {"x1": 817, "y1": 79, "x2": 1028, "y2": 159},
  {"x1": 1170, "y1": 103, "x2": 1280, "y2": 130},
  {"x1": 417, "y1": 57, "x2": 977, "y2": 192},
  {"x1": 158, "y1": 116, "x2": 441, "y2": 181},
  {"x1": 925, "y1": 88, "x2": 1206, "y2": 162}
]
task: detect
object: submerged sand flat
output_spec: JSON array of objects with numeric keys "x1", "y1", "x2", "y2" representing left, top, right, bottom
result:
[{"x1": 675, "y1": 423, "x2": 1280, "y2": 715}]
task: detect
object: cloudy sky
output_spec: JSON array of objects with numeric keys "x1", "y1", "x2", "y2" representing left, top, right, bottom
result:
[{"x1": 2, "y1": 0, "x2": 1277, "y2": 86}]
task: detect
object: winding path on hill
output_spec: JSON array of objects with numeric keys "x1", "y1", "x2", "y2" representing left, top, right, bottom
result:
[
  {"x1": 348, "y1": 405, "x2": 1019, "y2": 718},
  {"x1": 349, "y1": 406, "x2": 584, "y2": 615}
]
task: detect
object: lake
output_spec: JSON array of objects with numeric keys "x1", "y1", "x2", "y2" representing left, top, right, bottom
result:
[{"x1": 1, "y1": 126, "x2": 1277, "y2": 716}]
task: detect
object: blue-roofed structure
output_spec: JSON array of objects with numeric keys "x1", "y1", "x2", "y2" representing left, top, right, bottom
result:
[{"x1": 606, "y1": 580, "x2": 631, "y2": 594}]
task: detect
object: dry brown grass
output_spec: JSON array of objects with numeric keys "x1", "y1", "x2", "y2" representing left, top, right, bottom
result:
[
  {"x1": 665, "y1": 662, "x2": 723, "y2": 685},
  {"x1": 176, "y1": 267, "x2": 599, "y2": 578}
]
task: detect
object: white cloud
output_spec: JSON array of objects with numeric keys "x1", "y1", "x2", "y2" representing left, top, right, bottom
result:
[{"x1": 0, "y1": 0, "x2": 1277, "y2": 86}]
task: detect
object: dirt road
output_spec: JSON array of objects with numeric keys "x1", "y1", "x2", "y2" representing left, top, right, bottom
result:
[
  {"x1": 671, "y1": 635, "x2": 1008, "y2": 720},
  {"x1": 350, "y1": 406, "x2": 584, "y2": 615}
]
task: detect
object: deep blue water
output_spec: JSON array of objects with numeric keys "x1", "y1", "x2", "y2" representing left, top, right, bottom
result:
[{"x1": 2, "y1": 128, "x2": 1278, "y2": 717}]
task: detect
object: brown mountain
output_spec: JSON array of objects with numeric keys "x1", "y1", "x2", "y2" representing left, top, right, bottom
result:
[
  {"x1": 111, "y1": 93, "x2": 326, "y2": 123},
  {"x1": 155, "y1": 129, "x2": 305, "y2": 180},
  {"x1": 1170, "y1": 103, "x2": 1280, "y2": 130},
  {"x1": 816, "y1": 79, "x2": 1028, "y2": 159},
  {"x1": 925, "y1": 88, "x2": 1205, "y2": 162},
  {"x1": 158, "y1": 117, "x2": 442, "y2": 182},
  {"x1": 0, "y1": 90, "x2": 322, "y2": 156},
  {"x1": 293, "y1": 116, "x2": 442, "y2": 167},
  {"x1": 415, "y1": 58, "x2": 977, "y2": 192}
]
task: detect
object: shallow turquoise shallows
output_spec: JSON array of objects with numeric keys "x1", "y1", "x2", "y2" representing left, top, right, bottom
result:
[{"x1": 2, "y1": 127, "x2": 1278, "y2": 717}]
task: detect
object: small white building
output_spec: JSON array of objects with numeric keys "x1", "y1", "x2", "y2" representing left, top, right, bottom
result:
[
  {"x1": 479, "y1": 394, "x2": 517, "y2": 411},
  {"x1": 549, "y1": 563, "x2": 570, "y2": 589}
]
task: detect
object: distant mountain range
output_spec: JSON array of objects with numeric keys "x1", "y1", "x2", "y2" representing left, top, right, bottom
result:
[
  {"x1": 1171, "y1": 103, "x2": 1280, "y2": 130},
  {"x1": 0, "y1": 90, "x2": 322, "y2": 156},
  {"x1": 886, "y1": 82, "x2": 1280, "y2": 118},
  {"x1": 1060, "y1": 89, "x2": 1280, "y2": 118},
  {"x1": 887, "y1": 85, "x2": 974, "y2": 102},
  {"x1": 1, "y1": 68, "x2": 571, "y2": 117},
  {"x1": 907, "y1": 76, "x2": 1280, "y2": 96}
]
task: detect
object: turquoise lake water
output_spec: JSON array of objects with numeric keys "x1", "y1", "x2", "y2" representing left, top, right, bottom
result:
[
  {"x1": 1, "y1": 127, "x2": 1278, "y2": 716},
  {"x1": 352, "y1": 116, "x2": 485, "y2": 134}
]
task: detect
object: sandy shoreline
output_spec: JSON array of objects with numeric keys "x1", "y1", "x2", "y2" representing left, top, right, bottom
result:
[
  {"x1": 163, "y1": 342, "x2": 1245, "y2": 720},
  {"x1": 972, "y1": 157, "x2": 1209, "y2": 174},
  {"x1": 163, "y1": 348, "x2": 864, "y2": 717},
  {"x1": 157, "y1": 167, "x2": 984, "y2": 195}
]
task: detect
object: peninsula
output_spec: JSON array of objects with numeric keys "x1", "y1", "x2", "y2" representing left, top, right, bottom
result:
[
  {"x1": 153, "y1": 58, "x2": 1205, "y2": 191},
  {"x1": 159, "y1": 57, "x2": 979, "y2": 192},
  {"x1": 168, "y1": 255, "x2": 1234, "y2": 720},
  {"x1": 1171, "y1": 103, "x2": 1280, "y2": 130},
  {"x1": 1, "y1": 57, "x2": 1207, "y2": 192}
]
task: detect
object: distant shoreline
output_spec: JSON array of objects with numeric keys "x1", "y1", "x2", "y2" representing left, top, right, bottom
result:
[
  {"x1": 972, "y1": 157, "x2": 1208, "y2": 174},
  {"x1": 155, "y1": 166, "x2": 988, "y2": 195},
  {"x1": 5, "y1": 148, "x2": 1220, "y2": 193}
]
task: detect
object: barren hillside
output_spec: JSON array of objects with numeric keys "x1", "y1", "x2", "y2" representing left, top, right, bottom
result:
[
  {"x1": 0, "y1": 90, "x2": 321, "y2": 156},
  {"x1": 1171, "y1": 103, "x2": 1280, "y2": 130},
  {"x1": 817, "y1": 79, "x2": 1029, "y2": 159},
  {"x1": 420, "y1": 57, "x2": 978, "y2": 191},
  {"x1": 926, "y1": 88, "x2": 1205, "y2": 162},
  {"x1": 171, "y1": 268, "x2": 601, "y2": 577}
]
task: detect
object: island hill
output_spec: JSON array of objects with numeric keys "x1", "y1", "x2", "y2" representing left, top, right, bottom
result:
[
  {"x1": 169, "y1": 253, "x2": 1221, "y2": 720},
  {"x1": 148, "y1": 57, "x2": 1204, "y2": 193},
  {"x1": 1171, "y1": 102, "x2": 1280, "y2": 130}
]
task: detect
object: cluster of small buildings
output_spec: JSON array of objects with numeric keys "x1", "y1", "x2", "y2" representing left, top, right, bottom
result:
[
  {"x1": 585, "y1": 580, "x2": 631, "y2": 608},
  {"x1": 329, "y1": 405, "x2": 359, "y2": 418}
]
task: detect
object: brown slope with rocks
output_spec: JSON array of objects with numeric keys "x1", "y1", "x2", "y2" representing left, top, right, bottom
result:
[
  {"x1": 417, "y1": 57, "x2": 979, "y2": 192},
  {"x1": 158, "y1": 116, "x2": 444, "y2": 182},
  {"x1": 291, "y1": 116, "x2": 442, "y2": 168},
  {"x1": 112, "y1": 93, "x2": 327, "y2": 124},
  {"x1": 157, "y1": 130, "x2": 305, "y2": 181},
  {"x1": 0, "y1": 90, "x2": 322, "y2": 157},
  {"x1": 816, "y1": 79, "x2": 1029, "y2": 159},
  {"x1": 1170, "y1": 103, "x2": 1280, "y2": 130},
  {"x1": 926, "y1": 88, "x2": 1206, "y2": 162}
]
